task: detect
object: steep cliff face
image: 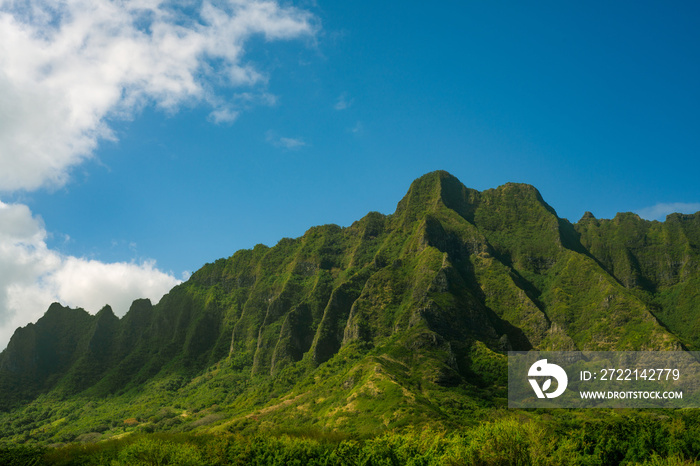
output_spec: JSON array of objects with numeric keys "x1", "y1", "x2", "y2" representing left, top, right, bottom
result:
[
  {"x1": 0, "y1": 171, "x2": 694, "y2": 422},
  {"x1": 576, "y1": 211, "x2": 700, "y2": 349}
]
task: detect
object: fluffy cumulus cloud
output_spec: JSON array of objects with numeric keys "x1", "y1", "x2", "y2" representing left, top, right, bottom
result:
[
  {"x1": 0, "y1": 0, "x2": 315, "y2": 191},
  {"x1": 636, "y1": 202, "x2": 700, "y2": 221},
  {"x1": 0, "y1": 201, "x2": 180, "y2": 349}
]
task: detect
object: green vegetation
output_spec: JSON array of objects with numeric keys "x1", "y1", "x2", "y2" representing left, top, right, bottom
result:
[
  {"x1": 1, "y1": 171, "x2": 699, "y2": 464},
  {"x1": 3, "y1": 414, "x2": 700, "y2": 465}
]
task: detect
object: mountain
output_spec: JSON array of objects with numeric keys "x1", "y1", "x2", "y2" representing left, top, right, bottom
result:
[{"x1": 0, "y1": 170, "x2": 697, "y2": 444}]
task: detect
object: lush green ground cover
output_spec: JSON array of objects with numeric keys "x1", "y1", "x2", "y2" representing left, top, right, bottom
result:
[{"x1": 2, "y1": 413, "x2": 700, "y2": 465}]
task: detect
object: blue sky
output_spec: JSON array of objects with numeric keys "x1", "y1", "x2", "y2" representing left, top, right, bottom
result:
[{"x1": 0, "y1": 1, "x2": 699, "y2": 348}]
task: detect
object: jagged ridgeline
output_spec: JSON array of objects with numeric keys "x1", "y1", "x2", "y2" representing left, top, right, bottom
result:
[{"x1": 0, "y1": 171, "x2": 698, "y2": 431}]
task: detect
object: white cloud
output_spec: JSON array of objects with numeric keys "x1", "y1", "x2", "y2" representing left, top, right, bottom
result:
[
  {"x1": 209, "y1": 107, "x2": 241, "y2": 124},
  {"x1": 349, "y1": 121, "x2": 363, "y2": 134},
  {"x1": 207, "y1": 91, "x2": 279, "y2": 123},
  {"x1": 266, "y1": 130, "x2": 306, "y2": 149},
  {"x1": 0, "y1": 0, "x2": 316, "y2": 192},
  {"x1": 636, "y1": 202, "x2": 700, "y2": 221},
  {"x1": 278, "y1": 137, "x2": 306, "y2": 149},
  {"x1": 0, "y1": 201, "x2": 180, "y2": 350},
  {"x1": 334, "y1": 92, "x2": 353, "y2": 110}
]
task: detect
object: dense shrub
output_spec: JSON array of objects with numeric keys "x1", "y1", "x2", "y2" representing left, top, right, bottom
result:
[
  {"x1": 30, "y1": 416, "x2": 700, "y2": 465},
  {"x1": 0, "y1": 444, "x2": 45, "y2": 466}
]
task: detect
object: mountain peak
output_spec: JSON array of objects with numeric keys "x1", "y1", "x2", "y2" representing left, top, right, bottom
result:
[
  {"x1": 486, "y1": 182, "x2": 558, "y2": 216},
  {"x1": 394, "y1": 170, "x2": 479, "y2": 224},
  {"x1": 396, "y1": 170, "x2": 458, "y2": 206},
  {"x1": 395, "y1": 172, "x2": 556, "y2": 228},
  {"x1": 96, "y1": 305, "x2": 115, "y2": 318},
  {"x1": 580, "y1": 211, "x2": 596, "y2": 221}
]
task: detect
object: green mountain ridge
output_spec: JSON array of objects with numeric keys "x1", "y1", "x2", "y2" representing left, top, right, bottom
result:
[{"x1": 0, "y1": 170, "x2": 698, "y2": 444}]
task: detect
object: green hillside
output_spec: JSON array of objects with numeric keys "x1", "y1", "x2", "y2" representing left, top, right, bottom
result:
[{"x1": 0, "y1": 171, "x2": 698, "y2": 460}]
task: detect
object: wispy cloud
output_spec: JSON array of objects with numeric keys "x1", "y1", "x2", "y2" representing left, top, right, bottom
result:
[
  {"x1": 209, "y1": 108, "x2": 241, "y2": 124},
  {"x1": 636, "y1": 202, "x2": 700, "y2": 221},
  {"x1": 0, "y1": 0, "x2": 316, "y2": 192},
  {"x1": 279, "y1": 137, "x2": 307, "y2": 149},
  {"x1": 349, "y1": 121, "x2": 364, "y2": 134},
  {"x1": 266, "y1": 131, "x2": 307, "y2": 150},
  {"x1": 334, "y1": 92, "x2": 353, "y2": 110}
]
